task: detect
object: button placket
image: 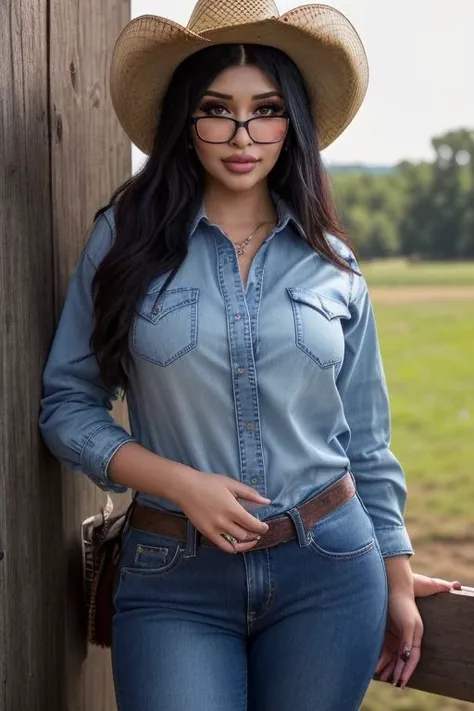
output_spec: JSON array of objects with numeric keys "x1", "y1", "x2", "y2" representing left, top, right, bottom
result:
[{"x1": 216, "y1": 238, "x2": 267, "y2": 496}]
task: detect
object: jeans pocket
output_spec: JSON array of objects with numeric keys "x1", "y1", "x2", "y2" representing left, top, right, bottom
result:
[
  {"x1": 308, "y1": 494, "x2": 375, "y2": 561},
  {"x1": 113, "y1": 526, "x2": 184, "y2": 606}
]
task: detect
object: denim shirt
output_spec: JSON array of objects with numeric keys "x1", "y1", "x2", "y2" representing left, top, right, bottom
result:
[{"x1": 39, "y1": 196, "x2": 413, "y2": 558}]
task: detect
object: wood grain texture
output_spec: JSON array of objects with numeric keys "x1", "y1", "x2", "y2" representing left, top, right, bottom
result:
[
  {"x1": 49, "y1": 1, "x2": 130, "y2": 709},
  {"x1": 407, "y1": 590, "x2": 474, "y2": 702},
  {"x1": 0, "y1": 2, "x2": 66, "y2": 710},
  {"x1": 1, "y1": 1, "x2": 129, "y2": 710}
]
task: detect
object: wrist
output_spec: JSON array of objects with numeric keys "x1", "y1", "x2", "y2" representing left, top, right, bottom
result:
[
  {"x1": 165, "y1": 463, "x2": 200, "y2": 507},
  {"x1": 384, "y1": 555, "x2": 413, "y2": 594}
]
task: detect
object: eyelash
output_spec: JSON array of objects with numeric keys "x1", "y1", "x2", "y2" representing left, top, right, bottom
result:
[{"x1": 198, "y1": 101, "x2": 285, "y2": 116}]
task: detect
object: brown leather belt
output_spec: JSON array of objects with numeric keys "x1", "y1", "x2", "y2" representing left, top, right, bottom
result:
[{"x1": 129, "y1": 472, "x2": 355, "y2": 551}]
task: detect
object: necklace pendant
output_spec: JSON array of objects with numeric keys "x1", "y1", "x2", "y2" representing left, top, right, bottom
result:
[{"x1": 236, "y1": 245, "x2": 245, "y2": 257}]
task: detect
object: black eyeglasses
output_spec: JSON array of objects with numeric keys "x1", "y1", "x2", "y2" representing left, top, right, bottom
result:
[{"x1": 191, "y1": 115, "x2": 290, "y2": 145}]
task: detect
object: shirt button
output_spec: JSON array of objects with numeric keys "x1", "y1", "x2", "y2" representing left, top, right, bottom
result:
[
  {"x1": 237, "y1": 366, "x2": 246, "y2": 374},
  {"x1": 247, "y1": 422, "x2": 255, "y2": 431},
  {"x1": 235, "y1": 314, "x2": 242, "y2": 320},
  {"x1": 251, "y1": 477, "x2": 259, "y2": 485}
]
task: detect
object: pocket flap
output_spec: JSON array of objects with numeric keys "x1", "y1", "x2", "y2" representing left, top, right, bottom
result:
[
  {"x1": 138, "y1": 287, "x2": 199, "y2": 324},
  {"x1": 287, "y1": 288, "x2": 350, "y2": 320}
]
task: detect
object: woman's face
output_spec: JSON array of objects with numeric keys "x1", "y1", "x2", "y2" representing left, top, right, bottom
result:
[{"x1": 190, "y1": 64, "x2": 288, "y2": 193}]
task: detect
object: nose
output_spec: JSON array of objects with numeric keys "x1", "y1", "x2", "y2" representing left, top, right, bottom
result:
[{"x1": 231, "y1": 125, "x2": 253, "y2": 149}]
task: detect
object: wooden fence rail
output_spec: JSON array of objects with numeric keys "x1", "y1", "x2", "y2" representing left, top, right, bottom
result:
[{"x1": 404, "y1": 588, "x2": 474, "y2": 702}]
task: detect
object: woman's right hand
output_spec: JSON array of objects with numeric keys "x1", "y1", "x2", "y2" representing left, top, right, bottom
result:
[{"x1": 173, "y1": 471, "x2": 271, "y2": 553}]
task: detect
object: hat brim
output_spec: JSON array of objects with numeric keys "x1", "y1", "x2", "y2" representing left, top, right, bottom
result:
[{"x1": 110, "y1": 6, "x2": 368, "y2": 156}]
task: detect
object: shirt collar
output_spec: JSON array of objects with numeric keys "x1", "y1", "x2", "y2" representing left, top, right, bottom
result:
[
  {"x1": 272, "y1": 193, "x2": 306, "y2": 240},
  {"x1": 189, "y1": 192, "x2": 306, "y2": 241}
]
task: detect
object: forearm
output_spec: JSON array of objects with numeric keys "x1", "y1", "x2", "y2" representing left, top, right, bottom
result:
[
  {"x1": 384, "y1": 554, "x2": 413, "y2": 594},
  {"x1": 107, "y1": 441, "x2": 196, "y2": 505}
]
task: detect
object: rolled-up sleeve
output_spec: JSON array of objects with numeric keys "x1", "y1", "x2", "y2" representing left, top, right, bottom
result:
[
  {"x1": 337, "y1": 266, "x2": 414, "y2": 558},
  {"x1": 39, "y1": 211, "x2": 135, "y2": 492}
]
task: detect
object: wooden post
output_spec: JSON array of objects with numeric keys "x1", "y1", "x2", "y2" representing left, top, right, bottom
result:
[{"x1": 0, "y1": 1, "x2": 129, "y2": 710}]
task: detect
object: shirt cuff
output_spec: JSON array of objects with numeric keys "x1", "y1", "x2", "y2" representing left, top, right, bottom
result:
[
  {"x1": 374, "y1": 526, "x2": 414, "y2": 559},
  {"x1": 80, "y1": 423, "x2": 136, "y2": 493}
]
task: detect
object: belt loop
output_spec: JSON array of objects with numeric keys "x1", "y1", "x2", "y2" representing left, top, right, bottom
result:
[
  {"x1": 287, "y1": 507, "x2": 311, "y2": 548},
  {"x1": 121, "y1": 499, "x2": 136, "y2": 538},
  {"x1": 183, "y1": 519, "x2": 198, "y2": 559}
]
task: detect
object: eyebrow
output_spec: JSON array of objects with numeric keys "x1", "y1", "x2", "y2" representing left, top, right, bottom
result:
[{"x1": 203, "y1": 90, "x2": 283, "y2": 100}]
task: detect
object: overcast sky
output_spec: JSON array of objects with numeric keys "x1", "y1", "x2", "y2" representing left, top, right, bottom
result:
[{"x1": 131, "y1": 0, "x2": 474, "y2": 166}]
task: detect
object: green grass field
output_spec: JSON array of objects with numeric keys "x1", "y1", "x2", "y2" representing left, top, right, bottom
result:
[
  {"x1": 361, "y1": 258, "x2": 474, "y2": 287},
  {"x1": 360, "y1": 262, "x2": 474, "y2": 711},
  {"x1": 376, "y1": 299, "x2": 474, "y2": 541}
]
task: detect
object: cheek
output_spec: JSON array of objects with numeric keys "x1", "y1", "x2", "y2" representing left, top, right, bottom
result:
[
  {"x1": 264, "y1": 144, "x2": 284, "y2": 169},
  {"x1": 194, "y1": 142, "x2": 221, "y2": 173}
]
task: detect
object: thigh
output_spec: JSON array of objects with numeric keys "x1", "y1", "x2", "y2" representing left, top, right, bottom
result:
[
  {"x1": 248, "y1": 496, "x2": 388, "y2": 711},
  {"x1": 112, "y1": 526, "x2": 248, "y2": 711}
]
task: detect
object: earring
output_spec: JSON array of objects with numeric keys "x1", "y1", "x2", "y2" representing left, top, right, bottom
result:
[{"x1": 188, "y1": 141, "x2": 194, "y2": 150}]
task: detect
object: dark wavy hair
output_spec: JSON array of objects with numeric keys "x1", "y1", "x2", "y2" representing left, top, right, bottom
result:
[{"x1": 92, "y1": 43, "x2": 354, "y2": 390}]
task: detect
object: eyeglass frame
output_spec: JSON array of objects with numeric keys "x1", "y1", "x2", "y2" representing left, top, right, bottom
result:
[{"x1": 190, "y1": 114, "x2": 290, "y2": 145}]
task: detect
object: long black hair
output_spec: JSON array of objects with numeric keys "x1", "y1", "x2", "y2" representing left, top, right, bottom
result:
[{"x1": 92, "y1": 43, "x2": 353, "y2": 390}]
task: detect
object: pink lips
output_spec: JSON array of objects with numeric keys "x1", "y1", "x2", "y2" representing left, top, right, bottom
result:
[{"x1": 223, "y1": 155, "x2": 259, "y2": 174}]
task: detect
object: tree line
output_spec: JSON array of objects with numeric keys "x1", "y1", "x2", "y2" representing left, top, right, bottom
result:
[{"x1": 329, "y1": 128, "x2": 474, "y2": 260}]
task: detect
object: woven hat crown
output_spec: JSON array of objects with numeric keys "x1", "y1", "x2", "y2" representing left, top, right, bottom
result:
[{"x1": 188, "y1": 0, "x2": 279, "y2": 34}]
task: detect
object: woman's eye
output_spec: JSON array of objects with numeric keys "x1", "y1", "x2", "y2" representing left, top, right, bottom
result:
[
  {"x1": 256, "y1": 103, "x2": 285, "y2": 116},
  {"x1": 199, "y1": 102, "x2": 228, "y2": 116}
]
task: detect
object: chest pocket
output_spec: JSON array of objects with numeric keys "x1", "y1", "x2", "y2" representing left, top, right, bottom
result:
[
  {"x1": 287, "y1": 288, "x2": 350, "y2": 368},
  {"x1": 132, "y1": 287, "x2": 199, "y2": 366}
]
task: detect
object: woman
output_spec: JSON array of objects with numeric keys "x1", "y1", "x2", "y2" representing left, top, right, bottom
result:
[{"x1": 39, "y1": 1, "x2": 460, "y2": 709}]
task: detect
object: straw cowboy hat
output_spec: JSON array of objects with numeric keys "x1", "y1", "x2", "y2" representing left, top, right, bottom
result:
[{"x1": 110, "y1": 0, "x2": 369, "y2": 156}]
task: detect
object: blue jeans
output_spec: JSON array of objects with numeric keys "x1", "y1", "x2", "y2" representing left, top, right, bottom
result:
[{"x1": 112, "y1": 489, "x2": 388, "y2": 711}]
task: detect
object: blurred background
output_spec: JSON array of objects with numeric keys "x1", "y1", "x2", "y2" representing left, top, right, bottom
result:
[{"x1": 132, "y1": 2, "x2": 474, "y2": 709}]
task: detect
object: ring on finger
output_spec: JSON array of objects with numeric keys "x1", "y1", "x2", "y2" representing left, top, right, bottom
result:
[
  {"x1": 400, "y1": 647, "x2": 412, "y2": 663},
  {"x1": 222, "y1": 533, "x2": 239, "y2": 546}
]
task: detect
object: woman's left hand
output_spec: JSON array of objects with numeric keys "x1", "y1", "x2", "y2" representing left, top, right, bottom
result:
[{"x1": 375, "y1": 573, "x2": 461, "y2": 688}]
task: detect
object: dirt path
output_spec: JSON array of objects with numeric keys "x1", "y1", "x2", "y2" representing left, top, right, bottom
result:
[
  {"x1": 370, "y1": 287, "x2": 474, "y2": 303},
  {"x1": 412, "y1": 539, "x2": 474, "y2": 584}
]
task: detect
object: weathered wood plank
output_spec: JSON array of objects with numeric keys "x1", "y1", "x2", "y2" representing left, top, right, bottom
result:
[
  {"x1": 408, "y1": 589, "x2": 474, "y2": 702},
  {"x1": 0, "y1": 2, "x2": 65, "y2": 710},
  {"x1": 376, "y1": 588, "x2": 474, "y2": 702},
  {"x1": 1, "y1": 1, "x2": 130, "y2": 710},
  {"x1": 49, "y1": 1, "x2": 130, "y2": 709}
]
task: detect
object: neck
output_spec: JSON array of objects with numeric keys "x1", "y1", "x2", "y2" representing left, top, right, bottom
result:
[{"x1": 203, "y1": 180, "x2": 278, "y2": 230}]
